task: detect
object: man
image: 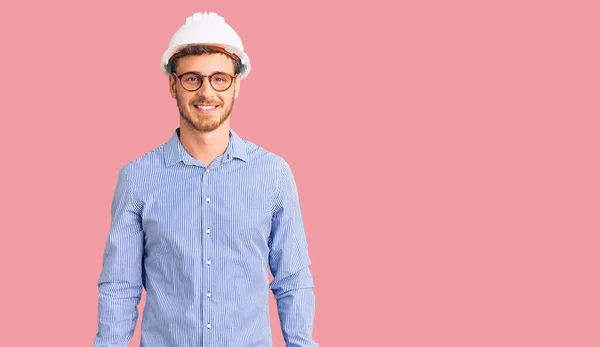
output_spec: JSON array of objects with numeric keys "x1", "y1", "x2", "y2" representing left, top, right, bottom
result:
[{"x1": 94, "y1": 12, "x2": 318, "y2": 347}]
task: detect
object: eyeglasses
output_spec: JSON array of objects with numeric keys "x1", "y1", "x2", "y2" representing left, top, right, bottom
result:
[{"x1": 173, "y1": 71, "x2": 236, "y2": 92}]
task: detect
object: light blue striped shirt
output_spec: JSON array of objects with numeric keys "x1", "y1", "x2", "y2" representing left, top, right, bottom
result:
[{"x1": 95, "y1": 128, "x2": 317, "y2": 347}]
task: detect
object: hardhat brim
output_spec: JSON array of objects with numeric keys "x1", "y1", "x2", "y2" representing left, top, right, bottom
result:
[{"x1": 160, "y1": 43, "x2": 251, "y2": 79}]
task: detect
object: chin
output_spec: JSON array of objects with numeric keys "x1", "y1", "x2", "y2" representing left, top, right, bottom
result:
[{"x1": 194, "y1": 119, "x2": 225, "y2": 132}]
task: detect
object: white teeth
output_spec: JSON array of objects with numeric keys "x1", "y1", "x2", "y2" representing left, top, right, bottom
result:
[{"x1": 196, "y1": 105, "x2": 216, "y2": 110}]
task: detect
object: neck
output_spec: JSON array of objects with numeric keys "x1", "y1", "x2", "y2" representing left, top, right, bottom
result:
[{"x1": 178, "y1": 122, "x2": 230, "y2": 167}]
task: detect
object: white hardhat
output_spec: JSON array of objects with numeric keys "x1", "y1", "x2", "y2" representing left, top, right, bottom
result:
[{"x1": 160, "y1": 12, "x2": 251, "y2": 79}]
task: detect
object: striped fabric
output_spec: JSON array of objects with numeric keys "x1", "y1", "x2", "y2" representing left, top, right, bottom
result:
[{"x1": 94, "y1": 128, "x2": 318, "y2": 347}]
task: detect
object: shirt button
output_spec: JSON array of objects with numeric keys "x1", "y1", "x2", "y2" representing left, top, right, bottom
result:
[
  {"x1": 206, "y1": 259, "x2": 211, "y2": 265},
  {"x1": 206, "y1": 196, "x2": 211, "y2": 203},
  {"x1": 206, "y1": 323, "x2": 211, "y2": 329},
  {"x1": 206, "y1": 228, "x2": 211, "y2": 234},
  {"x1": 207, "y1": 292, "x2": 212, "y2": 297}
]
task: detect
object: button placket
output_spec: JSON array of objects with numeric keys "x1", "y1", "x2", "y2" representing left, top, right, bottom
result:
[{"x1": 202, "y1": 167, "x2": 214, "y2": 334}]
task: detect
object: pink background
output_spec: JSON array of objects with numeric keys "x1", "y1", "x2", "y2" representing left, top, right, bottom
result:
[{"x1": 1, "y1": 0, "x2": 599, "y2": 346}]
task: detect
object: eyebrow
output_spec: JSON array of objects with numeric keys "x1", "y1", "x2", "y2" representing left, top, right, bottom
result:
[{"x1": 180, "y1": 70, "x2": 232, "y2": 76}]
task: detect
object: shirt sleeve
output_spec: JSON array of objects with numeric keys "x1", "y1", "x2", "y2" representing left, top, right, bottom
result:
[
  {"x1": 269, "y1": 160, "x2": 318, "y2": 347},
  {"x1": 94, "y1": 164, "x2": 145, "y2": 347}
]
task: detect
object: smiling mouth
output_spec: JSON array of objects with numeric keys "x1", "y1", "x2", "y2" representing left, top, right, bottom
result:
[{"x1": 194, "y1": 105, "x2": 218, "y2": 113}]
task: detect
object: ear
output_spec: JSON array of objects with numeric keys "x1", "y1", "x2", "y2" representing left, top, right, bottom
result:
[
  {"x1": 169, "y1": 74, "x2": 177, "y2": 99},
  {"x1": 233, "y1": 75, "x2": 241, "y2": 100}
]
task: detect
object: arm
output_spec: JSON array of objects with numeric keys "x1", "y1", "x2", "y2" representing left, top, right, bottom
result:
[
  {"x1": 269, "y1": 160, "x2": 318, "y2": 347},
  {"x1": 94, "y1": 165, "x2": 144, "y2": 347}
]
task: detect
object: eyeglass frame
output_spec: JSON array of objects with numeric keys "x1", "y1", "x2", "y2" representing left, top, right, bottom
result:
[{"x1": 172, "y1": 71, "x2": 238, "y2": 92}]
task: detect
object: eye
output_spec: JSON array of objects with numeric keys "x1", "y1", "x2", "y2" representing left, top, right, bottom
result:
[{"x1": 212, "y1": 74, "x2": 231, "y2": 84}]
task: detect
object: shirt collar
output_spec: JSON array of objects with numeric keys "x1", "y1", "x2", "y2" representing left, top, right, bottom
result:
[{"x1": 164, "y1": 127, "x2": 248, "y2": 167}]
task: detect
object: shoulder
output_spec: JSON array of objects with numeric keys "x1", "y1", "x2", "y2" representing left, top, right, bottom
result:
[
  {"x1": 115, "y1": 143, "x2": 167, "y2": 186},
  {"x1": 243, "y1": 137, "x2": 293, "y2": 176}
]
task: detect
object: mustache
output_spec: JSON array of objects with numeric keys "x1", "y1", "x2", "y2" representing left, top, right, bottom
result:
[{"x1": 191, "y1": 97, "x2": 221, "y2": 105}]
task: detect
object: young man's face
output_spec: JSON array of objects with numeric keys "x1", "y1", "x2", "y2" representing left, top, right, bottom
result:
[{"x1": 169, "y1": 53, "x2": 241, "y2": 133}]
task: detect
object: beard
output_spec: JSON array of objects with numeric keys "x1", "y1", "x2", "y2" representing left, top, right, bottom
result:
[{"x1": 177, "y1": 86, "x2": 235, "y2": 133}]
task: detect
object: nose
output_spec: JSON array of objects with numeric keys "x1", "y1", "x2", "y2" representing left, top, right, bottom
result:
[{"x1": 196, "y1": 76, "x2": 215, "y2": 96}]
